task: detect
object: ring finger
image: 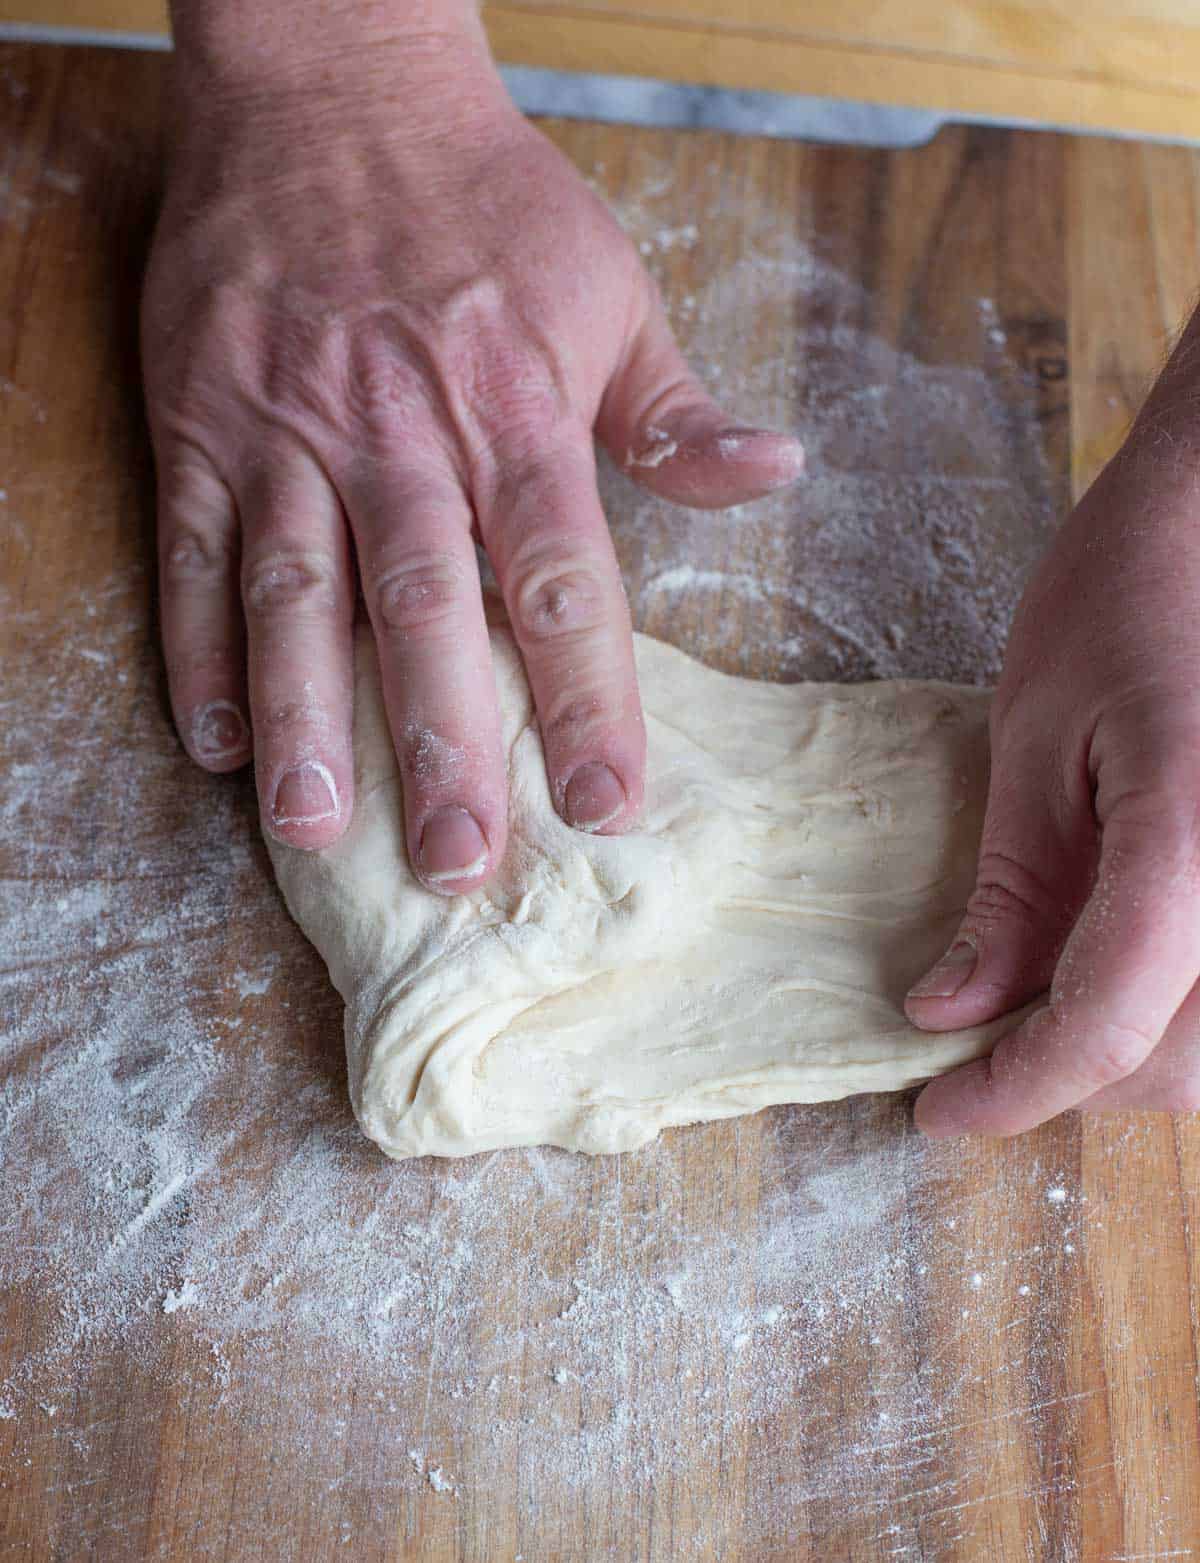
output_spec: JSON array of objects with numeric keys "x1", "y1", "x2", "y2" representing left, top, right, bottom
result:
[{"x1": 238, "y1": 443, "x2": 356, "y2": 851}]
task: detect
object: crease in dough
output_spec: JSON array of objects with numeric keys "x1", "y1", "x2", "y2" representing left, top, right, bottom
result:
[{"x1": 267, "y1": 623, "x2": 1032, "y2": 1159}]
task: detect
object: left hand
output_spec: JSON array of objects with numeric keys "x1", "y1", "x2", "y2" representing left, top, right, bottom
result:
[{"x1": 905, "y1": 313, "x2": 1200, "y2": 1133}]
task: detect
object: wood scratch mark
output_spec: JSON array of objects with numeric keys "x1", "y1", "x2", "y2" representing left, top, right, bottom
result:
[
  {"x1": 853, "y1": 1373, "x2": 1168, "y2": 1459},
  {"x1": 917, "y1": 1474, "x2": 1079, "y2": 1524},
  {"x1": 1107, "y1": 1553, "x2": 1195, "y2": 1561}
]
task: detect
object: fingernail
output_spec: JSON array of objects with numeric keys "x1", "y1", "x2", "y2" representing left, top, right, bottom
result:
[
  {"x1": 272, "y1": 761, "x2": 339, "y2": 828},
  {"x1": 908, "y1": 940, "x2": 977, "y2": 1000},
  {"x1": 564, "y1": 762, "x2": 626, "y2": 832},
  {"x1": 713, "y1": 426, "x2": 805, "y2": 474},
  {"x1": 419, "y1": 806, "x2": 488, "y2": 883},
  {"x1": 192, "y1": 699, "x2": 249, "y2": 761}
]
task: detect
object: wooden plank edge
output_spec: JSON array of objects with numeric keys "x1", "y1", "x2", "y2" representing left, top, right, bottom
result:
[{"x1": 484, "y1": 11, "x2": 1200, "y2": 144}]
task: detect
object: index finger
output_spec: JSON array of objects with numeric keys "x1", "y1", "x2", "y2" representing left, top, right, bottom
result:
[{"x1": 915, "y1": 812, "x2": 1200, "y2": 1136}]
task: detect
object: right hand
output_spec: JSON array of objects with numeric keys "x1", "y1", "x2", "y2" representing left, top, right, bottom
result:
[
  {"x1": 906, "y1": 307, "x2": 1200, "y2": 1133},
  {"x1": 142, "y1": 25, "x2": 804, "y2": 891}
]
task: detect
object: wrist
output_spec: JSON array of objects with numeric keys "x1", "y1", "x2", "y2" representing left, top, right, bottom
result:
[{"x1": 169, "y1": 0, "x2": 504, "y2": 125}]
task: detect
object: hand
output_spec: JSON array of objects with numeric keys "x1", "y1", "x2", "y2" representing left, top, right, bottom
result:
[
  {"x1": 143, "y1": 25, "x2": 803, "y2": 892},
  {"x1": 905, "y1": 314, "x2": 1200, "y2": 1132}
]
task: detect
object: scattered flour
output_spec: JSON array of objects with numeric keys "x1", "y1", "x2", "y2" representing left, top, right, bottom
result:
[
  {"x1": 162, "y1": 1279, "x2": 203, "y2": 1315},
  {"x1": 627, "y1": 424, "x2": 680, "y2": 469},
  {"x1": 599, "y1": 171, "x2": 1059, "y2": 688}
]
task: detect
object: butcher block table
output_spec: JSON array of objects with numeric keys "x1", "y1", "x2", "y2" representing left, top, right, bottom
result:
[{"x1": 3, "y1": 41, "x2": 1200, "y2": 1563}]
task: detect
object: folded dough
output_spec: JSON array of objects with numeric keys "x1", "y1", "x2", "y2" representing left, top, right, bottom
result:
[{"x1": 267, "y1": 624, "x2": 1024, "y2": 1159}]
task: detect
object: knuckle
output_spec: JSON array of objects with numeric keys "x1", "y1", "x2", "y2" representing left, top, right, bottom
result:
[
  {"x1": 158, "y1": 280, "x2": 428, "y2": 451},
  {"x1": 152, "y1": 282, "x2": 279, "y2": 422},
  {"x1": 161, "y1": 525, "x2": 236, "y2": 590},
  {"x1": 477, "y1": 389, "x2": 565, "y2": 473},
  {"x1": 1077, "y1": 1021, "x2": 1156, "y2": 1091},
  {"x1": 628, "y1": 372, "x2": 703, "y2": 441},
  {"x1": 344, "y1": 331, "x2": 426, "y2": 437},
  {"x1": 1106, "y1": 795, "x2": 1200, "y2": 870},
  {"x1": 510, "y1": 551, "x2": 609, "y2": 646},
  {"x1": 372, "y1": 552, "x2": 469, "y2": 636},
  {"x1": 966, "y1": 850, "x2": 1064, "y2": 933},
  {"x1": 428, "y1": 279, "x2": 569, "y2": 466},
  {"x1": 243, "y1": 548, "x2": 341, "y2": 617}
]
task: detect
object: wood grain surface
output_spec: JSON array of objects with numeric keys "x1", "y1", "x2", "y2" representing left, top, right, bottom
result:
[
  {"x1": 6, "y1": 1, "x2": 1200, "y2": 142},
  {"x1": 2, "y1": 40, "x2": 1199, "y2": 1563}
]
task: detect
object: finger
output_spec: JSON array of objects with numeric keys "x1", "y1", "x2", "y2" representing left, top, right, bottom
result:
[
  {"x1": 239, "y1": 446, "x2": 355, "y2": 851},
  {"x1": 347, "y1": 460, "x2": 507, "y2": 895},
  {"x1": 1076, "y1": 964, "x2": 1200, "y2": 1112},
  {"x1": 916, "y1": 808, "x2": 1200, "y2": 1137},
  {"x1": 156, "y1": 441, "x2": 250, "y2": 772},
  {"x1": 596, "y1": 287, "x2": 804, "y2": 509},
  {"x1": 480, "y1": 439, "x2": 645, "y2": 833},
  {"x1": 1078, "y1": 978, "x2": 1200, "y2": 1111},
  {"x1": 905, "y1": 752, "x2": 1089, "y2": 1032}
]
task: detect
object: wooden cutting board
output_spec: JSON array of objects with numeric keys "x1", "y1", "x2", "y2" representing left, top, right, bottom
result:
[{"x1": 2, "y1": 40, "x2": 1199, "y2": 1563}]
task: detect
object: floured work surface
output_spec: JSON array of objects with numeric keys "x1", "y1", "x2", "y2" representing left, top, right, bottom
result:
[
  {"x1": 270, "y1": 625, "x2": 1023, "y2": 1159},
  {"x1": 4, "y1": 41, "x2": 1200, "y2": 1563}
]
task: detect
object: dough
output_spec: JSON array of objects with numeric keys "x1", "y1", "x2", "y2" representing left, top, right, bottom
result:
[{"x1": 267, "y1": 623, "x2": 1025, "y2": 1159}]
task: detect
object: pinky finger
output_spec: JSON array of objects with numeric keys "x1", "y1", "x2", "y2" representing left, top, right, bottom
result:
[{"x1": 157, "y1": 443, "x2": 250, "y2": 772}]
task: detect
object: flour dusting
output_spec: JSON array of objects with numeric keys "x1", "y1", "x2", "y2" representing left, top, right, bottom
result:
[{"x1": 599, "y1": 163, "x2": 1060, "y2": 687}]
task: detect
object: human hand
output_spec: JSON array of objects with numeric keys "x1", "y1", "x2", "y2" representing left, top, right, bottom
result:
[
  {"x1": 143, "y1": 12, "x2": 803, "y2": 891},
  {"x1": 905, "y1": 315, "x2": 1200, "y2": 1131}
]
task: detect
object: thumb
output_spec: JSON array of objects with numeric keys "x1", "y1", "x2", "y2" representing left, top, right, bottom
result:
[
  {"x1": 904, "y1": 757, "x2": 1087, "y2": 1032},
  {"x1": 596, "y1": 289, "x2": 804, "y2": 509}
]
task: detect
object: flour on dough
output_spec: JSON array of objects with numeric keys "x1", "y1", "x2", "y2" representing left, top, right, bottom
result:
[{"x1": 267, "y1": 623, "x2": 1024, "y2": 1159}]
